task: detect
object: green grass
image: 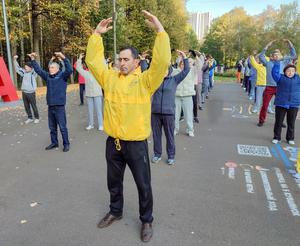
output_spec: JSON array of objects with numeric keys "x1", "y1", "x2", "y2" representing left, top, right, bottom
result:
[{"x1": 214, "y1": 76, "x2": 236, "y2": 83}]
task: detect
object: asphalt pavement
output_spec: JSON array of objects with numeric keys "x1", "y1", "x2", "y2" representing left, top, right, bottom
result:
[{"x1": 0, "y1": 82, "x2": 300, "y2": 246}]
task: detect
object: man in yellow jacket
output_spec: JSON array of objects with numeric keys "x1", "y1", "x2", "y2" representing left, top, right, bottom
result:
[{"x1": 86, "y1": 11, "x2": 171, "y2": 242}]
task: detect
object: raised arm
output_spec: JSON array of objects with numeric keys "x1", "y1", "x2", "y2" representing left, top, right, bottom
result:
[
  {"x1": 259, "y1": 41, "x2": 275, "y2": 66},
  {"x1": 53, "y1": 52, "x2": 72, "y2": 80},
  {"x1": 249, "y1": 55, "x2": 259, "y2": 70},
  {"x1": 271, "y1": 61, "x2": 282, "y2": 83},
  {"x1": 140, "y1": 11, "x2": 171, "y2": 94},
  {"x1": 86, "y1": 17, "x2": 112, "y2": 88},
  {"x1": 28, "y1": 53, "x2": 48, "y2": 81},
  {"x1": 75, "y1": 54, "x2": 90, "y2": 77},
  {"x1": 283, "y1": 39, "x2": 297, "y2": 60},
  {"x1": 173, "y1": 50, "x2": 190, "y2": 84},
  {"x1": 13, "y1": 56, "x2": 25, "y2": 77}
]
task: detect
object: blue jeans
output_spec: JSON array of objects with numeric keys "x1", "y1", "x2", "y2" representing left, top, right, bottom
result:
[
  {"x1": 253, "y1": 86, "x2": 265, "y2": 111},
  {"x1": 249, "y1": 80, "x2": 256, "y2": 99},
  {"x1": 86, "y1": 96, "x2": 103, "y2": 128},
  {"x1": 48, "y1": 105, "x2": 69, "y2": 146}
]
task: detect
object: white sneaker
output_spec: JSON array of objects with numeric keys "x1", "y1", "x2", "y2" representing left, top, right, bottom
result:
[
  {"x1": 98, "y1": 126, "x2": 103, "y2": 131},
  {"x1": 272, "y1": 139, "x2": 279, "y2": 144},
  {"x1": 86, "y1": 125, "x2": 94, "y2": 130},
  {"x1": 34, "y1": 119, "x2": 40, "y2": 124},
  {"x1": 268, "y1": 109, "x2": 275, "y2": 114},
  {"x1": 174, "y1": 130, "x2": 178, "y2": 136},
  {"x1": 188, "y1": 131, "x2": 195, "y2": 137},
  {"x1": 288, "y1": 140, "x2": 295, "y2": 145},
  {"x1": 25, "y1": 119, "x2": 34, "y2": 124},
  {"x1": 252, "y1": 108, "x2": 258, "y2": 114}
]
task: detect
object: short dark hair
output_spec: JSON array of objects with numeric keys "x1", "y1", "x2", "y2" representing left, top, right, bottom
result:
[
  {"x1": 119, "y1": 46, "x2": 139, "y2": 59},
  {"x1": 25, "y1": 62, "x2": 32, "y2": 68},
  {"x1": 284, "y1": 64, "x2": 297, "y2": 74}
]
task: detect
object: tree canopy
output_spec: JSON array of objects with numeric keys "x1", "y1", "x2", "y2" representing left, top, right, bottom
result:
[
  {"x1": 201, "y1": 1, "x2": 300, "y2": 67},
  {"x1": 0, "y1": 0, "x2": 200, "y2": 87}
]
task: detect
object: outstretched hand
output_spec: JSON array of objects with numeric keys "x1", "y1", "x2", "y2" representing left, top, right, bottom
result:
[
  {"x1": 142, "y1": 10, "x2": 164, "y2": 33},
  {"x1": 94, "y1": 18, "x2": 113, "y2": 35},
  {"x1": 54, "y1": 52, "x2": 65, "y2": 60},
  {"x1": 283, "y1": 39, "x2": 293, "y2": 46},
  {"x1": 139, "y1": 51, "x2": 150, "y2": 60},
  {"x1": 265, "y1": 40, "x2": 276, "y2": 49},
  {"x1": 79, "y1": 53, "x2": 84, "y2": 59},
  {"x1": 27, "y1": 52, "x2": 37, "y2": 60},
  {"x1": 177, "y1": 50, "x2": 186, "y2": 59}
]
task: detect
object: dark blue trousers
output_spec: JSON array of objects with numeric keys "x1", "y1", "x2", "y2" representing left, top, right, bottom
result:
[
  {"x1": 151, "y1": 113, "x2": 175, "y2": 159},
  {"x1": 48, "y1": 105, "x2": 69, "y2": 146},
  {"x1": 79, "y1": 84, "x2": 85, "y2": 104}
]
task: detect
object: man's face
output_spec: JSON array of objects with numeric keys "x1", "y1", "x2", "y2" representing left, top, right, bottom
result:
[
  {"x1": 118, "y1": 49, "x2": 139, "y2": 75},
  {"x1": 49, "y1": 63, "x2": 59, "y2": 75},
  {"x1": 272, "y1": 52, "x2": 282, "y2": 61},
  {"x1": 24, "y1": 65, "x2": 32, "y2": 72},
  {"x1": 285, "y1": 67, "x2": 296, "y2": 78}
]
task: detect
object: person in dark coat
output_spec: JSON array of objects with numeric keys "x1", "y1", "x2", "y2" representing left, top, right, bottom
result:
[
  {"x1": 28, "y1": 52, "x2": 73, "y2": 152},
  {"x1": 148, "y1": 50, "x2": 190, "y2": 165}
]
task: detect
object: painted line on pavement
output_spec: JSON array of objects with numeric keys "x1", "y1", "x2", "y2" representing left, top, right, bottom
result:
[
  {"x1": 259, "y1": 170, "x2": 278, "y2": 211},
  {"x1": 239, "y1": 105, "x2": 243, "y2": 114},
  {"x1": 228, "y1": 167, "x2": 235, "y2": 179},
  {"x1": 294, "y1": 177, "x2": 300, "y2": 190},
  {"x1": 274, "y1": 167, "x2": 300, "y2": 216},
  {"x1": 271, "y1": 147, "x2": 280, "y2": 160},
  {"x1": 244, "y1": 169, "x2": 254, "y2": 194},
  {"x1": 248, "y1": 104, "x2": 252, "y2": 115},
  {"x1": 275, "y1": 144, "x2": 294, "y2": 171}
]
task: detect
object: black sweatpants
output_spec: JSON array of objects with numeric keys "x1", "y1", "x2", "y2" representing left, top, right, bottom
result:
[
  {"x1": 274, "y1": 106, "x2": 298, "y2": 141},
  {"x1": 105, "y1": 136, "x2": 153, "y2": 223},
  {"x1": 22, "y1": 91, "x2": 39, "y2": 119}
]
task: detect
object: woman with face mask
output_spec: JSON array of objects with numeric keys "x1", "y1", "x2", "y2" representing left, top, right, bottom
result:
[{"x1": 271, "y1": 61, "x2": 300, "y2": 145}]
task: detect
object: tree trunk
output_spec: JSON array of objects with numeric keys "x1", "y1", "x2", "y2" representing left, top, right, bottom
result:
[
  {"x1": 27, "y1": 0, "x2": 33, "y2": 51},
  {"x1": 0, "y1": 41, "x2": 3, "y2": 57},
  {"x1": 31, "y1": 0, "x2": 43, "y2": 86},
  {"x1": 9, "y1": 21, "x2": 18, "y2": 88},
  {"x1": 40, "y1": 15, "x2": 44, "y2": 67},
  {"x1": 70, "y1": 57, "x2": 74, "y2": 84}
]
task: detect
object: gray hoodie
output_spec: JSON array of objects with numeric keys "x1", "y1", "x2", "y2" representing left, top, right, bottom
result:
[
  {"x1": 259, "y1": 45, "x2": 297, "y2": 87},
  {"x1": 14, "y1": 60, "x2": 37, "y2": 93}
]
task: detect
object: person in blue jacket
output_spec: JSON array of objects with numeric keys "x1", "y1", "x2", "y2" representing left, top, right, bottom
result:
[
  {"x1": 142, "y1": 50, "x2": 190, "y2": 165},
  {"x1": 28, "y1": 52, "x2": 73, "y2": 152},
  {"x1": 271, "y1": 63, "x2": 300, "y2": 145}
]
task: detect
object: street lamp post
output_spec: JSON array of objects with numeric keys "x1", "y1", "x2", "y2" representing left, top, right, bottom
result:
[
  {"x1": 1, "y1": 0, "x2": 15, "y2": 84},
  {"x1": 113, "y1": 0, "x2": 117, "y2": 63}
]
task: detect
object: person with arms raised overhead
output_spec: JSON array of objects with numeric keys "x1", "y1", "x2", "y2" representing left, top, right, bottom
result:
[{"x1": 86, "y1": 10, "x2": 171, "y2": 242}]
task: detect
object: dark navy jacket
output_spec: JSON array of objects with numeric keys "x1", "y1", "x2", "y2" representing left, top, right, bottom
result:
[
  {"x1": 272, "y1": 62, "x2": 300, "y2": 108},
  {"x1": 31, "y1": 58, "x2": 73, "y2": 106},
  {"x1": 142, "y1": 58, "x2": 190, "y2": 115}
]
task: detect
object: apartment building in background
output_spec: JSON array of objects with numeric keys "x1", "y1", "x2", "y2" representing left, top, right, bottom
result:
[{"x1": 189, "y1": 12, "x2": 212, "y2": 42}]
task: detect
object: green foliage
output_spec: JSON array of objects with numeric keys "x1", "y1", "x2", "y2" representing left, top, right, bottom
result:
[{"x1": 201, "y1": 1, "x2": 300, "y2": 66}]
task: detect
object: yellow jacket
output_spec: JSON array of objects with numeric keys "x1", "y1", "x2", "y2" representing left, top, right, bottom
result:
[
  {"x1": 297, "y1": 55, "x2": 300, "y2": 72},
  {"x1": 86, "y1": 32, "x2": 171, "y2": 141},
  {"x1": 250, "y1": 55, "x2": 267, "y2": 86}
]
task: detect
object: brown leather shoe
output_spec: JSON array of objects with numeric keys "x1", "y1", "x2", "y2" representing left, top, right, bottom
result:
[
  {"x1": 141, "y1": 223, "x2": 153, "y2": 242},
  {"x1": 97, "y1": 213, "x2": 122, "y2": 228}
]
